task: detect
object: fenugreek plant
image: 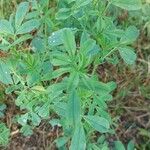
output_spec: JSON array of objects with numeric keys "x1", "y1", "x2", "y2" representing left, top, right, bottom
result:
[{"x1": 0, "y1": 0, "x2": 141, "y2": 149}]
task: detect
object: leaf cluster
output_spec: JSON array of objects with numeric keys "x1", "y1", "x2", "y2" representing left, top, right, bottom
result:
[{"x1": 0, "y1": 0, "x2": 142, "y2": 149}]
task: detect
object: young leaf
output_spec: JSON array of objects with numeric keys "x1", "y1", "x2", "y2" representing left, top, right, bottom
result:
[
  {"x1": 62, "y1": 28, "x2": 76, "y2": 56},
  {"x1": 70, "y1": 124, "x2": 86, "y2": 150},
  {"x1": 84, "y1": 115, "x2": 110, "y2": 133},
  {"x1": 0, "y1": 19, "x2": 14, "y2": 35},
  {"x1": 15, "y1": 2, "x2": 29, "y2": 28},
  {"x1": 68, "y1": 90, "x2": 81, "y2": 126},
  {"x1": 111, "y1": 0, "x2": 142, "y2": 10},
  {"x1": 16, "y1": 19, "x2": 40, "y2": 34},
  {"x1": 0, "y1": 61, "x2": 13, "y2": 85},
  {"x1": 119, "y1": 47, "x2": 137, "y2": 65}
]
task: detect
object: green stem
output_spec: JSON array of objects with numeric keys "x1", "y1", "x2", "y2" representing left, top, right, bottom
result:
[
  {"x1": 101, "y1": 1, "x2": 111, "y2": 16},
  {"x1": 91, "y1": 47, "x2": 117, "y2": 76},
  {"x1": 91, "y1": 64, "x2": 98, "y2": 76},
  {"x1": 102, "y1": 47, "x2": 117, "y2": 60}
]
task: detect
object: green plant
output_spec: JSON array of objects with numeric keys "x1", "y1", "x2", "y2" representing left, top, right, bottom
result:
[
  {"x1": 0, "y1": 104, "x2": 6, "y2": 118},
  {"x1": 0, "y1": 123, "x2": 10, "y2": 146},
  {"x1": 0, "y1": 0, "x2": 142, "y2": 149}
]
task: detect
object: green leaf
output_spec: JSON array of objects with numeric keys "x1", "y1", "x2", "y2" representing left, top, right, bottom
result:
[
  {"x1": 18, "y1": 113, "x2": 29, "y2": 126},
  {"x1": 111, "y1": 0, "x2": 142, "y2": 10},
  {"x1": 52, "y1": 52, "x2": 70, "y2": 66},
  {"x1": 80, "y1": 38, "x2": 96, "y2": 55},
  {"x1": 38, "y1": 103, "x2": 49, "y2": 118},
  {"x1": 107, "y1": 81, "x2": 117, "y2": 91},
  {"x1": 0, "y1": 123, "x2": 10, "y2": 146},
  {"x1": 127, "y1": 140, "x2": 135, "y2": 150},
  {"x1": 48, "y1": 29, "x2": 64, "y2": 47},
  {"x1": 80, "y1": 75, "x2": 95, "y2": 91},
  {"x1": 56, "y1": 8, "x2": 71, "y2": 20},
  {"x1": 55, "y1": 136, "x2": 69, "y2": 148},
  {"x1": 139, "y1": 128, "x2": 150, "y2": 138},
  {"x1": 97, "y1": 109, "x2": 112, "y2": 123},
  {"x1": 20, "y1": 125, "x2": 33, "y2": 136},
  {"x1": 0, "y1": 104, "x2": 5, "y2": 117},
  {"x1": 95, "y1": 96, "x2": 107, "y2": 109},
  {"x1": 114, "y1": 141, "x2": 125, "y2": 150},
  {"x1": 81, "y1": 31, "x2": 90, "y2": 44},
  {"x1": 87, "y1": 44, "x2": 101, "y2": 56},
  {"x1": 76, "y1": 0, "x2": 91, "y2": 8},
  {"x1": 52, "y1": 67, "x2": 71, "y2": 79},
  {"x1": 15, "y1": 2, "x2": 29, "y2": 28},
  {"x1": 30, "y1": 112, "x2": 41, "y2": 126},
  {"x1": 5, "y1": 84, "x2": 23, "y2": 94},
  {"x1": 16, "y1": 19, "x2": 40, "y2": 34},
  {"x1": 25, "y1": 11, "x2": 39, "y2": 20},
  {"x1": 119, "y1": 47, "x2": 137, "y2": 65},
  {"x1": 67, "y1": 0, "x2": 76, "y2": 4},
  {"x1": 27, "y1": 71, "x2": 40, "y2": 86},
  {"x1": 62, "y1": 28, "x2": 76, "y2": 56},
  {"x1": 0, "y1": 61, "x2": 13, "y2": 85},
  {"x1": 84, "y1": 115, "x2": 110, "y2": 133},
  {"x1": 67, "y1": 72, "x2": 79, "y2": 90},
  {"x1": 31, "y1": 37, "x2": 45, "y2": 53},
  {"x1": 68, "y1": 90, "x2": 81, "y2": 126},
  {"x1": 0, "y1": 104, "x2": 6, "y2": 111},
  {"x1": 0, "y1": 19, "x2": 14, "y2": 35},
  {"x1": 49, "y1": 119, "x2": 61, "y2": 127},
  {"x1": 70, "y1": 124, "x2": 86, "y2": 150},
  {"x1": 121, "y1": 26, "x2": 139, "y2": 44},
  {"x1": 53, "y1": 102, "x2": 67, "y2": 117},
  {"x1": 39, "y1": 0, "x2": 49, "y2": 7},
  {"x1": 8, "y1": 34, "x2": 32, "y2": 50},
  {"x1": 80, "y1": 77, "x2": 116, "y2": 93}
]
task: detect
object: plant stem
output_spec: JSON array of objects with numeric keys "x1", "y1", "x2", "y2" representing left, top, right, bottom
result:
[{"x1": 102, "y1": 0, "x2": 111, "y2": 16}]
